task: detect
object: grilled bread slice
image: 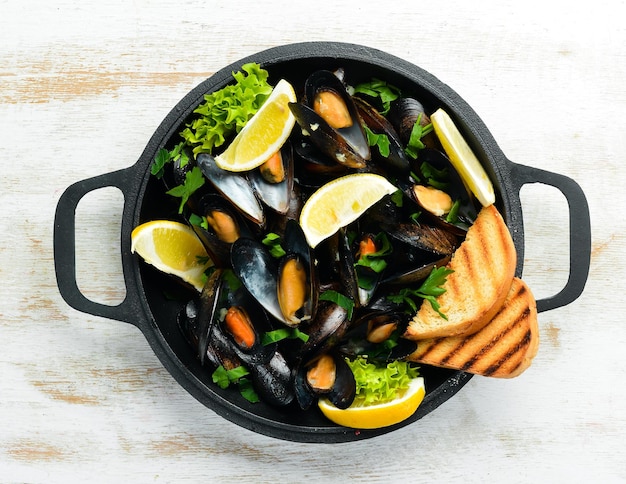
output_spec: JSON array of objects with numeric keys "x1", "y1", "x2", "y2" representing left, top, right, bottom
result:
[
  {"x1": 404, "y1": 204, "x2": 516, "y2": 340},
  {"x1": 407, "y1": 277, "x2": 539, "y2": 378}
]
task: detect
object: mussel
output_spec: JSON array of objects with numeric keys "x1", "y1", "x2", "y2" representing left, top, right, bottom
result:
[
  {"x1": 294, "y1": 352, "x2": 356, "y2": 410},
  {"x1": 401, "y1": 148, "x2": 479, "y2": 234},
  {"x1": 289, "y1": 70, "x2": 370, "y2": 169},
  {"x1": 197, "y1": 153, "x2": 265, "y2": 226},
  {"x1": 339, "y1": 298, "x2": 418, "y2": 362},
  {"x1": 177, "y1": 268, "x2": 295, "y2": 406},
  {"x1": 354, "y1": 96, "x2": 410, "y2": 174},
  {"x1": 387, "y1": 97, "x2": 437, "y2": 149},
  {"x1": 249, "y1": 141, "x2": 295, "y2": 215},
  {"x1": 191, "y1": 193, "x2": 255, "y2": 267},
  {"x1": 299, "y1": 300, "x2": 350, "y2": 357},
  {"x1": 230, "y1": 220, "x2": 317, "y2": 327}
]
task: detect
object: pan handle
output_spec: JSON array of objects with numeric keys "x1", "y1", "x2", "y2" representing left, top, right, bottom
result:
[
  {"x1": 54, "y1": 166, "x2": 144, "y2": 326},
  {"x1": 509, "y1": 162, "x2": 591, "y2": 313}
]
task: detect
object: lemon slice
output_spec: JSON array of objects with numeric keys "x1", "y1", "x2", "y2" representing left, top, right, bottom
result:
[
  {"x1": 318, "y1": 377, "x2": 425, "y2": 429},
  {"x1": 214, "y1": 79, "x2": 297, "y2": 172},
  {"x1": 130, "y1": 220, "x2": 212, "y2": 291},
  {"x1": 430, "y1": 108, "x2": 495, "y2": 207},
  {"x1": 299, "y1": 173, "x2": 398, "y2": 248}
]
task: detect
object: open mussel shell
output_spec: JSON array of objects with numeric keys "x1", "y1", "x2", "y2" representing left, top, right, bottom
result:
[
  {"x1": 221, "y1": 286, "x2": 276, "y2": 361},
  {"x1": 293, "y1": 136, "x2": 351, "y2": 189},
  {"x1": 195, "y1": 269, "x2": 226, "y2": 365},
  {"x1": 191, "y1": 193, "x2": 255, "y2": 267},
  {"x1": 289, "y1": 70, "x2": 370, "y2": 169},
  {"x1": 381, "y1": 255, "x2": 452, "y2": 287},
  {"x1": 230, "y1": 237, "x2": 284, "y2": 324},
  {"x1": 353, "y1": 96, "x2": 410, "y2": 174},
  {"x1": 382, "y1": 221, "x2": 459, "y2": 256},
  {"x1": 210, "y1": 308, "x2": 296, "y2": 407},
  {"x1": 249, "y1": 141, "x2": 295, "y2": 215},
  {"x1": 404, "y1": 148, "x2": 479, "y2": 234},
  {"x1": 265, "y1": 182, "x2": 304, "y2": 235},
  {"x1": 339, "y1": 308, "x2": 417, "y2": 362},
  {"x1": 230, "y1": 223, "x2": 318, "y2": 328},
  {"x1": 332, "y1": 227, "x2": 362, "y2": 308},
  {"x1": 279, "y1": 219, "x2": 318, "y2": 324},
  {"x1": 378, "y1": 220, "x2": 457, "y2": 286},
  {"x1": 177, "y1": 299, "x2": 201, "y2": 356},
  {"x1": 250, "y1": 351, "x2": 296, "y2": 407},
  {"x1": 294, "y1": 351, "x2": 356, "y2": 411},
  {"x1": 197, "y1": 153, "x2": 265, "y2": 226}
]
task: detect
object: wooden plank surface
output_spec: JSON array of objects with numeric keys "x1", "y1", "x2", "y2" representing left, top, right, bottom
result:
[{"x1": 1, "y1": 0, "x2": 625, "y2": 482}]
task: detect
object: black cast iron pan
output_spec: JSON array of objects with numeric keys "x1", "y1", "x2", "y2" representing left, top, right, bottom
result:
[{"x1": 54, "y1": 42, "x2": 591, "y2": 443}]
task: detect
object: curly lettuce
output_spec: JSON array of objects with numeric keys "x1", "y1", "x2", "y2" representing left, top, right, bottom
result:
[
  {"x1": 346, "y1": 356, "x2": 420, "y2": 406},
  {"x1": 180, "y1": 63, "x2": 273, "y2": 156}
]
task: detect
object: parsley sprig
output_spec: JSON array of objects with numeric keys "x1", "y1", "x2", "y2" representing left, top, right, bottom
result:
[
  {"x1": 387, "y1": 266, "x2": 454, "y2": 319},
  {"x1": 261, "y1": 232, "x2": 286, "y2": 258},
  {"x1": 353, "y1": 78, "x2": 401, "y2": 115},
  {"x1": 165, "y1": 166, "x2": 205, "y2": 214},
  {"x1": 363, "y1": 125, "x2": 391, "y2": 157},
  {"x1": 151, "y1": 142, "x2": 190, "y2": 179}
]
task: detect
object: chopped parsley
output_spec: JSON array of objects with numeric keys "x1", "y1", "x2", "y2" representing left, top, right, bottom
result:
[
  {"x1": 319, "y1": 290, "x2": 355, "y2": 320},
  {"x1": 405, "y1": 114, "x2": 433, "y2": 159},
  {"x1": 211, "y1": 365, "x2": 259, "y2": 403},
  {"x1": 262, "y1": 328, "x2": 309, "y2": 345},
  {"x1": 363, "y1": 125, "x2": 391, "y2": 157},
  {"x1": 262, "y1": 232, "x2": 286, "y2": 258}
]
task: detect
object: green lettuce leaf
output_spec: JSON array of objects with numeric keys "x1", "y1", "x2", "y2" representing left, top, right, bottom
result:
[
  {"x1": 180, "y1": 63, "x2": 273, "y2": 156},
  {"x1": 346, "y1": 356, "x2": 420, "y2": 406}
]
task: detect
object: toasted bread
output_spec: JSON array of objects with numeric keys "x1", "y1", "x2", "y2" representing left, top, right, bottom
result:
[
  {"x1": 407, "y1": 277, "x2": 539, "y2": 378},
  {"x1": 404, "y1": 204, "x2": 516, "y2": 340}
]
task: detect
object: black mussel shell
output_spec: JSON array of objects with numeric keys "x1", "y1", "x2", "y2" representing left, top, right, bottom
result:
[
  {"x1": 294, "y1": 351, "x2": 356, "y2": 410},
  {"x1": 387, "y1": 97, "x2": 437, "y2": 149},
  {"x1": 353, "y1": 96, "x2": 410, "y2": 174},
  {"x1": 191, "y1": 193, "x2": 255, "y2": 267},
  {"x1": 299, "y1": 300, "x2": 350, "y2": 357},
  {"x1": 197, "y1": 153, "x2": 265, "y2": 226},
  {"x1": 406, "y1": 148, "x2": 479, "y2": 234},
  {"x1": 289, "y1": 70, "x2": 370, "y2": 169},
  {"x1": 230, "y1": 237, "x2": 284, "y2": 324},
  {"x1": 250, "y1": 351, "x2": 295, "y2": 407}
]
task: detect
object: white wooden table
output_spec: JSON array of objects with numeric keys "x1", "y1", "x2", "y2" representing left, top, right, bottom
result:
[{"x1": 2, "y1": 1, "x2": 624, "y2": 482}]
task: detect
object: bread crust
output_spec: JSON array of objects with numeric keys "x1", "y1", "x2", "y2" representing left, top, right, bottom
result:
[
  {"x1": 407, "y1": 277, "x2": 539, "y2": 378},
  {"x1": 404, "y1": 204, "x2": 517, "y2": 340}
]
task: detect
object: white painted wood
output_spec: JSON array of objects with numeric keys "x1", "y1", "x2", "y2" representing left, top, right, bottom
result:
[{"x1": 1, "y1": 0, "x2": 625, "y2": 482}]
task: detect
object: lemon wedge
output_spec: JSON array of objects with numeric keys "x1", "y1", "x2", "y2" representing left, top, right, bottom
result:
[
  {"x1": 130, "y1": 220, "x2": 212, "y2": 291},
  {"x1": 214, "y1": 79, "x2": 297, "y2": 172},
  {"x1": 299, "y1": 173, "x2": 397, "y2": 248},
  {"x1": 318, "y1": 377, "x2": 425, "y2": 429},
  {"x1": 430, "y1": 108, "x2": 495, "y2": 207}
]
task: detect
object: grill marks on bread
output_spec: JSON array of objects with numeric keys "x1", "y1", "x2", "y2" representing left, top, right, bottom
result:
[
  {"x1": 404, "y1": 204, "x2": 517, "y2": 340},
  {"x1": 408, "y1": 277, "x2": 539, "y2": 378}
]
